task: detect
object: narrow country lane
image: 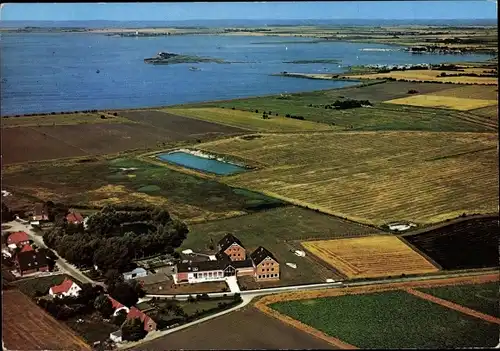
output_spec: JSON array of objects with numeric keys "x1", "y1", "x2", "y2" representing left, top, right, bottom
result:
[{"x1": 4, "y1": 220, "x2": 103, "y2": 287}]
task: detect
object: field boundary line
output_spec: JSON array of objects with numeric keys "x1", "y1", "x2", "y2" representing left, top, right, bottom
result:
[
  {"x1": 397, "y1": 236, "x2": 443, "y2": 270},
  {"x1": 257, "y1": 273, "x2": 498, "y2": 304},
  {"x1": 26, "y1": 126, "x2": 91, "y2": 156},
  {"x1": 405, "y1": 288, "x2": 500, "y2": 325},
  {"x1": 255, "y1": 299, "x2": 358, "y2": 349}
]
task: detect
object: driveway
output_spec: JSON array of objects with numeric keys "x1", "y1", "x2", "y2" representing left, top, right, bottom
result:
[
  {"x1": 4, "y1": 220, "x2": 103, "y2": 287},
  {"x1": 225, "y1": 276, "x2": 240, "y2": 293}
]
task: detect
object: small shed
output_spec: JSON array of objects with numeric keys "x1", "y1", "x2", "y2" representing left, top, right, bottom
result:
[
  {"x1": 122, "y1": 267, "x2": 148, "y2": 281},
  {"x1": 109, "y1": 330, "x2": 122, "y2": 343}
]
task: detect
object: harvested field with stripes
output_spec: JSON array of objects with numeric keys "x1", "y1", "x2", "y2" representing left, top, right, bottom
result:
[
  {"x1": 385, "y1": 95, "x2": 497, "y2": 111},
  {"x1": 385, "y1": 85, "x2": 498, "y2": 111},
  {"x1": 2, "y1": 289, "x2": 91, "y2": 351},
  {"x1": 199, "y1": 132, "x2": 499, "y2": 225},
  {"x1": 301, "y1": 236, "x2": 439, "y2": 279},
  {"x1": 256, "y1": 273, "x2": 499, "y2": 349}
]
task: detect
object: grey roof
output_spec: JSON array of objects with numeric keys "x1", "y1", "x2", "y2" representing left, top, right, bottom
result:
[
  {"x1": 217, "y1": 234, "x2": 244, "y2": 252},
  {"x1": 250, "y1": 246, "x2": 278, "y2": 266},
  {"x1": 17, "y1": 251, "x2": 48, "y2": 272},
  {"x1": 123, "y1": 267, "x2": 147, "y2": 275}
]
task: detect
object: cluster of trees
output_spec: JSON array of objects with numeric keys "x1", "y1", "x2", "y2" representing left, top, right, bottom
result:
[
  {"x1": 104, "y1": 269, "x2": 146, "y2": 307},
  {"x1": 439, "y1": 72, "x2": 497, "y2": 78},
  {"x1": 148, "y1": 293, "x2": 243, "y2": 331},
  {"x1": 43, "y1": 205, "x2": 188, "y2": 273},
  {"x1": 431, "y1": 64, "x2": 464, "y2": 71},
  {"x1": 1, "y1": 202, "x2": 14, "y2": 223},
  {"x1": 284, "y1": 114, "x2": 305, "y2": 120},
  {"x1": 332, "y1": 99, "x2": 372, "y2": 109}
]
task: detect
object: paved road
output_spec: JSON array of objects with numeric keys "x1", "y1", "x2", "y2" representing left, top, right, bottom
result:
[
  {"x1": 122, "y1": 269, "x2": 499, "y2": 350},
  {"x1": 5, "y1": 220, "x2": 103, "y2": 287}
]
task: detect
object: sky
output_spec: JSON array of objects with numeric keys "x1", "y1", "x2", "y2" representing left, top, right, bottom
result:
[{"x1": 0, "y1": 1, "x2": 497, "y2": 21}]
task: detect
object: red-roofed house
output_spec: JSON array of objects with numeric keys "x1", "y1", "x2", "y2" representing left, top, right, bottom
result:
[
  {"x1": 127, "y1": 307, "x2": 157, "y2": 332},
  {"x1": 6, "y1": 232, "x2": 30, "y2": 250},
  {"x1": 66, "y1": 212, "x2": 84, "y2": 225},
  {"x1": 20, "y1": 244, "x2": 34, "y2": 253},
  {"x1": 106, "y1": 295, "x2": 157, "y2": 332},
  {"x1": 107, "y1": 295, "x2": 130, "y2": 316},
  {"x1": 49, "y1": 278, "x2": 82, "y2": 298}
]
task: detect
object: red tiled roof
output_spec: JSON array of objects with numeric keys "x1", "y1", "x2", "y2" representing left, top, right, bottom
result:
[
  {"x1": 66, "y1": 212, "x2": 84, "y2": 223},
  {"x1": 107, "y1": 295, "x2": 125, "y2": 310},
  {"x1": 50, "y1": 278, "x2": 75, "y2": 294},
  {"x1": 20, "y1": 244, "x2": 34, "y2": 253},
  {"x1": 127, "y1": 307, "x2": 154, "y2": 331},
  {"x1": 7, "y1": 232, "x2": 29, "y2": 245}
]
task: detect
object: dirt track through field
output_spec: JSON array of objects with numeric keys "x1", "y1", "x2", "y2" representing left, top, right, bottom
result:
[
  {"x1": 255, "y1": 273, "x2": 499, "y2": 349},
  {"x1": 405, "y1": 288, "x2": 500, "y2": 325}
]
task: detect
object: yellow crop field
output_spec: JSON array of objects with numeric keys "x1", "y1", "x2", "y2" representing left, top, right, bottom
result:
[
  {"x1": 385, "y1": 95, "x2": 497, "y2": 111},
  {"x1": 161, "y1": 107, "x2": 334, "y2": 132},
  {"x1": 346, "y1": 70, "x2": 498, "y2": 85},
  {"x1": 302, "y1": 236, "x2": 439, "y2": 278},
  {"x1": 199, "y1": 132, "x2": 499, "y2": 225},
  {"x1": 429, "y1": 85, "x2": 498, "y2": 100}
]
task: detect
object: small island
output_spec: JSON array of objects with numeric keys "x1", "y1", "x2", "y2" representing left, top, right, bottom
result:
[{"x1": 144, "y1": 52, "x2": 227, "y2": 65}]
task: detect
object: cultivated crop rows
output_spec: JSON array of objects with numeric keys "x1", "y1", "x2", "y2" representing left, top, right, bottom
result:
[
  {"x1": 201, "y1": 132, "x2": 498, "y2": 225},
  {"x1": 302, "y1": 236, "x2": 439, "y2": 278}
]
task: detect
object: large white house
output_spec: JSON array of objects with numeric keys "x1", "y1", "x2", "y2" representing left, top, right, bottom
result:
[{"x1": 49, "y1": 278, "x2": 82, "y2": 298}]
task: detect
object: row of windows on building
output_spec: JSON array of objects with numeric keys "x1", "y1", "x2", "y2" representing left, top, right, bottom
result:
[
  {"x1": 193, "y1": 271, "x2": 223, "y2": 279},
  {"x1": 258, "y1": 273, "x2": 278, "y2": 279},
  {"x1": 262, "y1": 267, "x2": 275, "y2": 272}
]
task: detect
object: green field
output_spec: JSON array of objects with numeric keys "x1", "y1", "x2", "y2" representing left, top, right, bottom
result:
[
  {"x1": 176, "y1": 81, "x2": 493, "y2": 132},
  {"x1": 269, "y1": 290, "x2": 499, "y2": 348},
  {"x1": 419, "y1": 282, "x2": 499, "y2": 317},
  {"x1": 183, "y1": 207, "x2": 383, "y2": 285},
  {"x1": 162, "y1": 107, "x2": 334, "y2": 132},
  {"x1": 13, "y1": 274, "x2": 81, "y2": 298},
  {"x1": 2, "y1": 157, "x2": 284, "y2": 222}
]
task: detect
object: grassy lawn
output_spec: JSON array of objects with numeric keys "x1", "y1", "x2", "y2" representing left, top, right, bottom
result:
[
  {"x1": 176, "y1": 82, "x2": 492, "y2": 132},
  {"x1": 2, "y1": 157, "x2": 284, "y2": 222},
  {"x1": 269, "y1": 290, "x2": 499, "y2": 348},
  {"x1": 2, "y1": 113, "x2": 134, "y2": 127},
  {"x1": 179, "y1": 298, "x2": 234, "y2": 316},
  {"x1": 419, "y1": 282, "x2": 499, "y2": 318},
  {"x1": 183, "y1": 207, "x2": 382, "y2": 285},
  {"x1": 66, "y1": 312, "x2": 118, "y2": 344},
  {"x1": 13, "y1": 274, "x2": 81, "y2": 298}
]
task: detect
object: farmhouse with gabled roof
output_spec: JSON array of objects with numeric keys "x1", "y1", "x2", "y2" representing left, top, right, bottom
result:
[
  {"x1": 251, "y1": 246, "x2": 280, "y2": 281},
  {"x1": 49, "y1": 278, "x2": 82, "y2": 298},
  {"x1": 217, "y1": 233, "x2": 246, "y2": 261},
  {"x1": 174, "y1": 234, "x2": 278, "y2": 284}
]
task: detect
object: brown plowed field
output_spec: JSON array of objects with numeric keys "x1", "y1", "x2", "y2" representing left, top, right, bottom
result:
[
  {"x1": 120, "y1": 110, "x2": 245, "y2": 135},
  {"x1": 2, "y1": 289, "x2": 91, "y2": 351},
  {"x1": 135, "y1": 306, "x2": 337, "y2": 350},
  {"x1": 405, "y1": 288, "x2": 500, "y2": 324},
  {"x1": 2, "y1": 111, "x2": 244, "y2": 164}
]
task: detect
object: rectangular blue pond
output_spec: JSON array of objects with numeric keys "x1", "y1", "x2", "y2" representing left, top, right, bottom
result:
[{"x1": 157, "y1": 151, "x2": 248, "y2": 175}]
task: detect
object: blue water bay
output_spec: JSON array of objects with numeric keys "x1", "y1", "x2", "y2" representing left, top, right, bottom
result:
[{"x1": 0, "y1": 33, "x2": 492, "y2": 115}]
